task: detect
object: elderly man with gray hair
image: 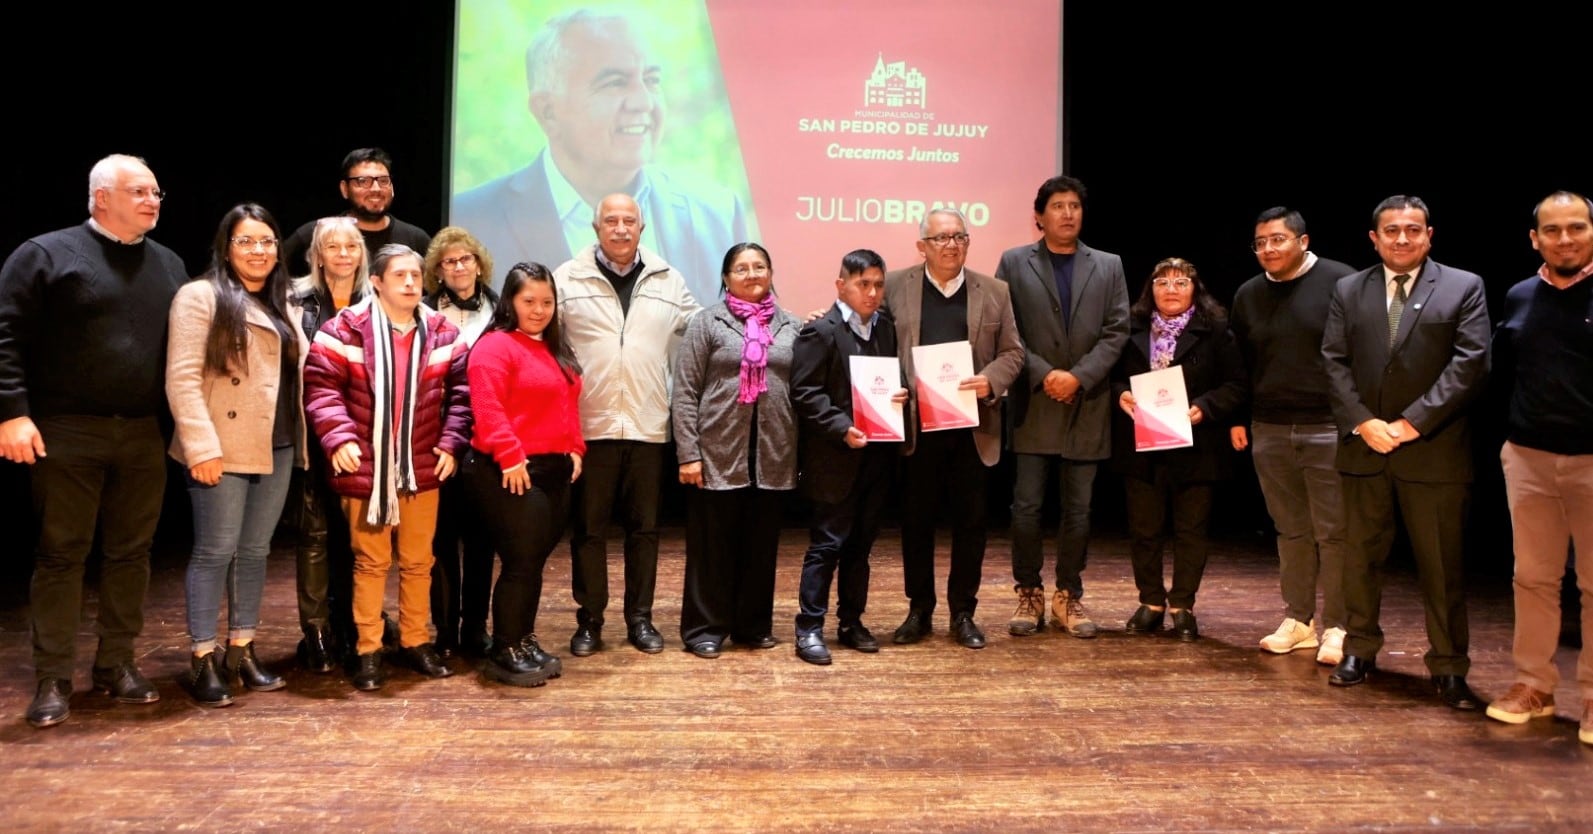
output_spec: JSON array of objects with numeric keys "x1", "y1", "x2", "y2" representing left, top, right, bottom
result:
[{"x1": 452, "y1": 6, "x2": 746, "y2": 302}]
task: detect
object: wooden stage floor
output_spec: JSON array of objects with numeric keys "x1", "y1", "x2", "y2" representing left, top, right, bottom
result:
[{"x1": 0, "y1": 529, "x2": 1586, "y2": 832}]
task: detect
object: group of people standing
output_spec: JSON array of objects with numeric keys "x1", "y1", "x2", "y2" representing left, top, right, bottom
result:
[{"x1": 2, "y1": 152, "x2": 1588, "y2": 751}]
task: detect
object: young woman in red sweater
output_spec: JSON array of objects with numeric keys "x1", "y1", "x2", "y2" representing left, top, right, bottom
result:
[{"x1": 465, "y1": 262, "x2": 586, "y2": 687}]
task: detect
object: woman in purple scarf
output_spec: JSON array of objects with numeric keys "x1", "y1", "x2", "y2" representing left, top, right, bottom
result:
[
  {"x1": 1110, "y1": 258, "x2": 1246, "y2": 642},
  {"x1": 671, "y1": 243, "x2": 800, "y2": 658}
]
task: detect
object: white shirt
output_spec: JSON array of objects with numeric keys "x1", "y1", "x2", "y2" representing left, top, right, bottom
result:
[
  {"x1": 925, "y1": 268, "x2": 966, "y2": 298},
  {"x1": 1381, "y1": 264, "x2": 1421, "y2": 310}
]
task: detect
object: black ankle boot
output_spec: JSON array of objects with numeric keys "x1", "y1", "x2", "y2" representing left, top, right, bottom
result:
[
  {"x1": 226, "y1": 643, "x2": 286, "y2": 692},
  {"x1": 461, "y1": 622, "x2": 493, "y2": 659},
  {"x1": 298, "y1": 628, "x2": 337, "y2": 673},
  {"x1": 184, "y1": 650, "x2": 234, "y2": 708}
]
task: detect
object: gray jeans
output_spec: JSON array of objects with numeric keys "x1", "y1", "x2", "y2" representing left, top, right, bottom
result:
[{"x1": 1250, "y1": 421, "x2": 1346, "y2": 628}]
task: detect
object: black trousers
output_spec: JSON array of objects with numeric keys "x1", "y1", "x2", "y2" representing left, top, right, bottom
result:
[
  {"x1": 1340, "y1": 470, "x2": 1471, "y2": 676},
  {"x1": 1123, "y1": 467, "x2": 1213, "y2": 610},
  {"x1": 29, "y1": 415, "x2": 165, "y2": 681},
  {"x1": 899, "y1": 428, "x2": 987, "y2": 618},
  {"x1": 796, "y1": 450, "x2": 892, "y2": 635},
  {"x1": 680, "y1": 486, "x2": 783, "y2": 646},
  {"x1": 570, "y1": 440, "x2": 663, "y2": 629},
  {"x1": 468, "y1": 452, "x2": 572, "y2": 645},
  {"x1": 289, "y1": 451, "x2": 355, "y2": 644},
  {"x1": 430, "y1": 475, "x2": 495, "y2": 645}
]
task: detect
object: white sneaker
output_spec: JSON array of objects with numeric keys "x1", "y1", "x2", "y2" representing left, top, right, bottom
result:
[
  {"x1": 1259, "y1": 618, "x2": 1318, "y2": 654},
  {"x1": 1316, "y1": 627, "x2": 1346, "y2": 666}
]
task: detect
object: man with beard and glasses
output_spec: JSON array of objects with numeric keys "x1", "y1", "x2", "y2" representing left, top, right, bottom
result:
[{"x1": 282, "y1": 148, "x2": 432, "y2": 277}]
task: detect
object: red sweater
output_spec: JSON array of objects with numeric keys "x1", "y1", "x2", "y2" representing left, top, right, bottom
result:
[{"x1": 468, "y1": 330, "x2": 585, "y2": 468}]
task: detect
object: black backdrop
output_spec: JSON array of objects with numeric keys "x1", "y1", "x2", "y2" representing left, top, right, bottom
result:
[{"x1": 1, "y1": 4, "x2": 1569, "y2": 577}]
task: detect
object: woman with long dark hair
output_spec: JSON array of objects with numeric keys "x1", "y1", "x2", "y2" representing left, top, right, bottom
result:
[
  {"x1": 672, "y1": 243, "x2": 799, "y2": 658},
  {"x1": 166, "y1": 203, "x2": 309, "y2": 706},
  {"x1": 1111, "y1": 257, "x2": 1246, "y2": 642},
  {"x1": 465, "y1": 262, "x2": 585, "y2": 686}
]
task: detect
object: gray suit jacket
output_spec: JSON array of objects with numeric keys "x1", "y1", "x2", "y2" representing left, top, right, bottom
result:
[
  {"x1": 883, "y1": 264, "x2": 1025, "y2": 466},
  {"x1": 997, "y1": 240, "x2": 1130, "y2": 460},
  {"x1": 1321, "y1": 259, "x2": 1490, "y2": 481},
  {"x1": 449, "y1": 150, "x2": 748, "y2": 302}
]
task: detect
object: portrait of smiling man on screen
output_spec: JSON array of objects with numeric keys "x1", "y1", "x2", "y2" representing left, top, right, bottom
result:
[{"x1": 452, "y1": 7, "x2": 748, "y2": 302}]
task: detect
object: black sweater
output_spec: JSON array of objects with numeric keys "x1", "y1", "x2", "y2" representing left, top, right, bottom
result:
[
  {"x1": 0, "y1": 222, "x2": 185, "y2": 420},
  {"x1": 1230, "y1": 257, "x2": 1354, "y2": 424}
]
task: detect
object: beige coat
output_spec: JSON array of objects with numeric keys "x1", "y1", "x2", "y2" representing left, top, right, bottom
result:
[{"x1": 166, "y1": 280, "x2": 310, "y2": 473}]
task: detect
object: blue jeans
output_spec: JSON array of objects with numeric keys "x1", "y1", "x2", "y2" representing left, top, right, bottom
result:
[
  {"x1": 1009, "y1": 453, "x2": 1097, "y2": 597},
  {"x1": 185, "y1": 447, "x2": 295, "y2": 650},
  {"x1": 1250, "y1": 422, "x2": 1346, "y2": 628}
]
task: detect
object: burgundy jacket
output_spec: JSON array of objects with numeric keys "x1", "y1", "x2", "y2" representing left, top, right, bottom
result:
[{"x1": 303, "y1": 300, "x2": 472, "y2": 499}]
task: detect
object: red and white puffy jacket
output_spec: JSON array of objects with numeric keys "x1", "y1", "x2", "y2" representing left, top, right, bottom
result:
[{"x1": 303, "y1": 299, "x2": 472, "y2": 499}]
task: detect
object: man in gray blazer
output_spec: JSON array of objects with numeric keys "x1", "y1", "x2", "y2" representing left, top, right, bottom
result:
[
  {"x1": 997, "y1": 175, "x2": 1129, "y2": 639},
  {"x1": 884, "y1": 208, "x2": 1025, "y2": 650},
  {"x1": 1321, "y1": 195, "x2": 1490, "y2": 711},
  {"x1": 450, "y1": 8, "x2": 747, "y2": 302}
]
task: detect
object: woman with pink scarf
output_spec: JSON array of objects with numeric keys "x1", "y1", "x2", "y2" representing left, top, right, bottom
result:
[{"x1": 672, "y1": 243, "x2": 800, "y2": 658}]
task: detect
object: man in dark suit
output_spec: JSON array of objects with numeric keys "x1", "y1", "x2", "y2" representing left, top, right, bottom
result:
[
  {"x1": 1321, "y1": 195, "x2": 1490, "y2": 710},
  {"x1": 450, "y1": 8, "x2": 747, "y2": 302},
  {"x1": 997, "y1": 175, "x2": 1129, "y2": 639},
  {"x1": 884, "y1": 208, "x2": 1025, "y2": 650},
  {"x1": 789, "y1": 250, "x2": 906, "y2": 665}
]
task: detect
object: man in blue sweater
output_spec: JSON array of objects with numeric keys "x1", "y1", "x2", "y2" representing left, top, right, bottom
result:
[
  {"x1": 1485, "y1": 191, "x2": 1593, "y2": 746},
  {"x1": 0, "y1": 154, "x2": 186, "y2": 728}
]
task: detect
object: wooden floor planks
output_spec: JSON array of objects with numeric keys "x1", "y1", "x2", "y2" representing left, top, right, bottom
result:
[{"x1": 0, "y1": 529, "x2": 1586, "y2": 833}]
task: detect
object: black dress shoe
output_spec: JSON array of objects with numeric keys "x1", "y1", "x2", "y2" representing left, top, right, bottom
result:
[
  {"x1": 952, "y1": 613, "x2": 986, "y2": 649},
  {"x1": 1329, "y1": 655, "x2": 1375, "y2": 686},
  {"x1": 627, "y1": 620, "x2": 665, "y2": 654},
  {"x1": 226, "y1": 643, "x2": 286, "y2": 692},
  {"x1": 837, "y1": 623, "x2": 880, "y2": 653},
  {"x1": 1125, "y1": 605, "x2": 1166, "y2": 633},
  {"x1": 892, "y1": 611, "x2": 932, "y2": 645},
  {"x1": 1433, "y1": 675, "x2": 1482, "y2": 711},
  {"x1": 686, "y1": 640, "x2": 722, "y2": 659},
  {"x1": 570, "y1": 624, "x2": 602, "y2": 657},
  {"x1": 298, "y1": 629, "x2": 337, "y2": 673},
  {"x1": 795, "y1": 632, "x2": 832, "y2": 665},
  {"x1": 183, "y1": 650, "x2": 235, "y2": 707},
  {"x1": 519, "y1": 634, "x2": 562, "y2": 678},
  {"x1": 735, "y1": 634, "x2": 779, "y2": 649},
  {"x1": 352, "y1": 652, "x2": 386, "y2": 691},
  {"x1": 91, "y1": 661, "x2": 161, "y2": 704},
  {"x1": 26, "y1": 678, "x2": 72, "y2": 729},
  {"x1": 1170, "y1": 609, "x2": 1199, "y2": 642},
  {"x1": 402, "y1": 643, "x2": 454, "y2": 679}
]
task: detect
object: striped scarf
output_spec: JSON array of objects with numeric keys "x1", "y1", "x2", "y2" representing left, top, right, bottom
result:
[{"x1": 365, "y1": 299, "x2": 424, "y2": 526}]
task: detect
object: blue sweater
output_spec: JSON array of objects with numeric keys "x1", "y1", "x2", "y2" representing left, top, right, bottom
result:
[{"x1": 1492, "y1": 273, "x2": 1593, "y2": 455}]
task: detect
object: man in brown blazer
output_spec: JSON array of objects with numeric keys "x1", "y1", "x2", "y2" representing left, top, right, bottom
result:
[{"x1": 884, "y1": 208, "x2": 1025, "y2": 649}]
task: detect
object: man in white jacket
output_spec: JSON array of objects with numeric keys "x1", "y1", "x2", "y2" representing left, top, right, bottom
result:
[{"x1": 554, "y1": 193, "x2": 702, "y2": 656}]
